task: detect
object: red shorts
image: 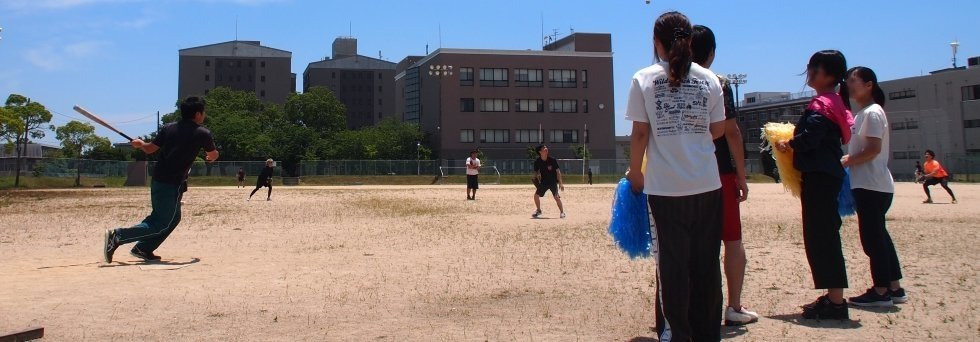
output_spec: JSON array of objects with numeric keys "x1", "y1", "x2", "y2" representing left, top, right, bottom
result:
[{"x1": 720, "y1": 173, "x2": 742, "y2": 242}]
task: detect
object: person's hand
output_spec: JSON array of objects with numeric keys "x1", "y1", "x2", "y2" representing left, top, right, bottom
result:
[
  {"x1": 775, "y1": 140, "x2": 792, "y2": 153},
  {"x1": 736, "y1": 176, "x2": 749, "y2": 202},
  {"x1": 840, "y1": 155, "x2": 851, "y2": 167},
  {"x1": 627, "y1": 170, "x2": 644, "y2": 193},
  {"x1": 559, "y1": 183, "x2": 565, "y2": 192},
  {"x1": 130, "y1": 139, "x2": 146, "y2": 149}
]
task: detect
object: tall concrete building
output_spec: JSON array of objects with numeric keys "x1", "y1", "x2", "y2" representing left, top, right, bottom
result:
[
  {"x1": 737, "y1": 58, "x2": 980, "y2": 178},
  {"x1": 394, "y1": 32, "x2": 616, "y2": 164},
  {"x1": 304, "y1": 37, "x2": 397, "y2": 129},
  {"x1": 178, "y1": 40, "x2": 295, "y2": 104}
]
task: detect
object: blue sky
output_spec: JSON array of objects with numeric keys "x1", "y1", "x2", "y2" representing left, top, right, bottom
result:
[{"x1": 1, "y1": 0, "x2": 977, "y2": 146}]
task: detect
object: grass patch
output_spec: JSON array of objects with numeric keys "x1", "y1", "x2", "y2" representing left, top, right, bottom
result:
[
  {"x1": 0, "y1": 176, "x2": 126, "y2": 190},
  {"x1": 350, "y1": 196, "x2": 448, "y2": 217}
]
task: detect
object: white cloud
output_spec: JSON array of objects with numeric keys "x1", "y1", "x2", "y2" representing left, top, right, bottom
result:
[{"x1": 23, "y1": 40, "x2": 110, "y2": 71}]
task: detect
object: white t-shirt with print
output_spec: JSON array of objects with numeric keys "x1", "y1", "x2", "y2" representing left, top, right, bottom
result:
[
  {"x1": 848, "y1": 103, "x2": 894, "y2": 193},
  {"x1": 465, "y1": 157, "x2": 481, "y2": 176},
  {"x1": 625, "y1": 62, "x2": 726, "y2": 196}
]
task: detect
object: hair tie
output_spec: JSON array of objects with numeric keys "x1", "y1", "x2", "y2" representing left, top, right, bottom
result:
[{"x1": 672, "y1": 27, "x2": 691, "y2": 40}]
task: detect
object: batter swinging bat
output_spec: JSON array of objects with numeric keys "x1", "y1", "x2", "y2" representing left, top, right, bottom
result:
[{"x1": 72, "y1": 105, "x2": 134, "y2": 141}]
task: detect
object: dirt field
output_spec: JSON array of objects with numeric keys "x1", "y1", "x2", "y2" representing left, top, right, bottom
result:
[{"x1": 1, "y1": 183, "x2": 977, "y2": 341}]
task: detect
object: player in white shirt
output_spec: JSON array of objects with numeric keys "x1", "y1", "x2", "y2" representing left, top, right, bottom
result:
[
  {"x1": 624, "y1": 11, "x2": 727, "y2": 342},
  {"x1": 841, "y1": 66, "x2": 908, "y2": 307},
  {"x1": 465, "y1": 150, "x2": 481, "y2": 200}
]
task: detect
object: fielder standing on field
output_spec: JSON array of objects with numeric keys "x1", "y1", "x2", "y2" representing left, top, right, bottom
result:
[
  {"x1": 103, "y1": 97, "x2": 218, "y2": 262},
  {"x1": 465, "y1": 150, "x2": 481, "y2": 200}
]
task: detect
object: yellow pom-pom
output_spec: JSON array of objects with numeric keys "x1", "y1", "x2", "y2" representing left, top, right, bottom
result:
[{"x1": 763, "y1": 122, "x2": 803, "y2": 197}]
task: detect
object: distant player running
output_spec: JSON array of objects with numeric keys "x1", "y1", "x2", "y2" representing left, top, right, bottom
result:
[
  {"x1": 102, "y1": 97, "x2": 218, "y2": 262},
  {"x1": 248, "y1": 159, "x2": 275, "y2": 201},
  {"x1": 531, "y1": 145, "x2": 566, "y2": 219},
  {"x1": 465, "y1": 150, "x2": 481, "y2": 200}
]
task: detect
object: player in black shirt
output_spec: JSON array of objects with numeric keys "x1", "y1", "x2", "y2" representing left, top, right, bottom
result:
[
  {"x1": 103, "y1": 97, "x2": 218, "y2": 263},
  {"x1": 248, "y1": 159, "x2": 275, "y2": 201},
  {"x1": 531, "y1": 145, "x2": 566, "y2": 219}
]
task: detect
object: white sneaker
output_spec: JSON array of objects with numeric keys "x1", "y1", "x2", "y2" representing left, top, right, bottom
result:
[
  {"x1": 532, "y1": 210, "x2": 542, "y2": 219},
  {"x1": 560, "y1": 212, "x2": 566, "y2": 219},
  {"x1": 724, "y1": 306, "x2": 759, "y2": 326}
]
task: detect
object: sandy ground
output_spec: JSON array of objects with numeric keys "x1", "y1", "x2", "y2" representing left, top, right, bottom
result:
[{"x1": 0, "y1": 183, "x2": 978, "y2": 341}]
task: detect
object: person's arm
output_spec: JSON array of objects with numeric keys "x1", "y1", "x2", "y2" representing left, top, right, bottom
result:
[
  {"x1": 130, "y1": 139, "x2": 160, "y2": 154},
  {"x1": 783, "y1": 111, "x2": 831, "y2": 153},
  {"x1": 842, "y1": 137, "x2": 881, "y2": 167},
  {"x1": 725, "y1": 120, "x2": 749, "y2": 201}
]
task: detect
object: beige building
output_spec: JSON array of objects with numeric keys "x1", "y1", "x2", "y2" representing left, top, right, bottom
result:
[{"x1": 178, "y1": 41, "x2": 295, "y2": 104}]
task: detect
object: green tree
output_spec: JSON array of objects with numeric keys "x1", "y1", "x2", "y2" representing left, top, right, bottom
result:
[
  {"x1": 0, "y1": 107, "x2": 23, "y2": 155},
  {"x1": 5, "y1": 94, "x2": 53, "y2": 187},
  {"x1": 284, "y1": 87, "x2": 346, "y2": 136},
  {"x1": 55, "y1": 120, "x2": 108, "y2": 186},
  {"x1": 571, "y1": 144, "x2": 592, "y2": 159}
]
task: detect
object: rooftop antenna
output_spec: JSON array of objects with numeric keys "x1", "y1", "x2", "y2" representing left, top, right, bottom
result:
[
  {"x1": 540, "y1": 12, "x2": 544, "y2": 48},
  {"x1": 426, "y1": 43, "x2": 429, "y2": 55},
  {"x1": 235, "y1": 15, "x2": 238, "y2": 40},
  {"x1": 951, "y1": 39, "x2": 960, "y2": 68},
  {"x1": 438, "y1": 23, "x2": 442, "y2": 48},
  {"x1": 349, "y1": 22, "x2": 352, "y2": 36}
]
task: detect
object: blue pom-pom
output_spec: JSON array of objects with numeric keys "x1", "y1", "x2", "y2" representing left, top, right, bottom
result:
[
  {"x1": 609, "y1": 178, "x2": 653, "y2": 259},
  {"x1": 838, "y1": 169, "x2": 857, "y2": 217}
]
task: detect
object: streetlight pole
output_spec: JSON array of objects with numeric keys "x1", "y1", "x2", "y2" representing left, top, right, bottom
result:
[
  {"x1": 726, "y1": 73, "x2": 748, "y2": 116},
  {"x1": 417, "y1": 142, "x2": 421, "y2": 175},
  {"x1": 428, "y1": 64, "x2": 453, "y2": 169}
]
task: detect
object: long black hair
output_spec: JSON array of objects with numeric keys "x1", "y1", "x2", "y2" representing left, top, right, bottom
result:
[
  {"x1": 654, "y1": 12, "x2": 693, "y2": 87},
  {"x1": 691, "y1": 25, "x2": 716, "y2": 66},
  {"x1": 846, "y1": 66, "x2": 886, "y2": 106},
  {"x1": 807, "y1": 50, "x2": 850, "y2": 109}
]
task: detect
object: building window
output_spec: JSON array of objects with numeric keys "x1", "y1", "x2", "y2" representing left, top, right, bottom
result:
[
  {"x1": 205, "y1": 60, "x2": 210, "y2": 67},
  {"x1": 260, "y1": 75, "x2": 266, "y2": 82},
  {"x1": 479, "y1": 68, "x2": 508, "y2": 87},
  {"x1": 205, "y1": 74, "x2": 210, "y2": 81},
  {"x1": 480, "y1": 129, "x2": 510, "y2": 143},
  {"x1": 892, "y1": 121, "x2": 906, "y2": 130},
  {"x1": 332, "y1": 72, "x2": 336, "y2": 79},
  {"x1": 460, "y1": 98, "x2": 475, "y2": 112},
  {"x1": 550, "y1": 129, "x2": 579, "y2": 143},
  {"x1": 378, "y1": 86, "x2": 383, "y2": 92},
  {"x1": 583, "y1": 100, "x2": 589, "y2": 113},
  {"x1": 581, "y1": 70, "x2": 588, "y2": 88},
  {"x1": 260, "y1": 61, "x2": 266, "y2": 68},
  {"x1": 892, "y1": 151, "x2": 908, "y2": 160},
  {"x1": 378, "y1": 73, "x2": 383, "y2": 80},
  {"x1": 460, "y1": 129, "x2": 475, "y2": 143},
  {"x1": 549, "y1": 99, "x2": 578, "y2": 113},
  {"x1": 965, "y1": 119, "x2": 980, "y2": 128},
  {"x1": 515, "y1": 99, "x2": 544, "y2": 112},
  {"x1": 459, "y1": 67, "x2": 474, "y2": 86},
  {"x1": 906, "y1": 118, "x2": 919, "y2": 129},
  {"x1": 260, "y1": 90, "x2": 266, "y2": 97},
  {"x1": 963, "y1": 84, "x2": 980, "y2": 101},
  {"x1": 888, "y1": 89, "x2": 916, "y2": 100},
  {"x1": 378, "y1": 99, "x2": 383, "y2": 105},
  {"x1": 515, "y1": 129, "x2": 541, "y2": 143},
  {"x1": 480, "y1": 98, "x2": 509, "y2": 112},
  {"x1": 549, "y1": 69, "x2": 577, "y2": 88},
  {"x1": 204, "y1": 89, "x2": 209, "y2": 95},
  {"x1": 515, "y1": 69, "x2": 543, "y2": 87}
]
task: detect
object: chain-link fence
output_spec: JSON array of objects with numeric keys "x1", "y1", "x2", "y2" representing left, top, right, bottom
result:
[
  {"x1": 298, "y1": 160, "x2": 440, "y2": 176},
  {"x1": 945, "y1": 154, "x2": 980, "y2": 182},
  {"x1": 0, "y1": 158, "x2": 130, "y2": 178}
]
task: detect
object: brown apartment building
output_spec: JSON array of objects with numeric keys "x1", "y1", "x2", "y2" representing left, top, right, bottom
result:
[
  {"x1": 394, "y1": 33, "x2": 616, "y2": 164},
  {"x1": 178, "y1": 40, "x2": 295, "y2": 104},
  {"x1": 304, "y1": 37, "x2": 397, "y2": 129}
]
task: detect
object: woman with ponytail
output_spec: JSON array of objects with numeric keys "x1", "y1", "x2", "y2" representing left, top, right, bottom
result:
[
  {"x1": 775, "y1": 50, "x2": 854, "y2": 320},
  {"x1": 841, "y1": 66, "x2": 908, "y2": 307},
  {"x1": 625, "y1": 11, "x2": 727, "y2": 341}
]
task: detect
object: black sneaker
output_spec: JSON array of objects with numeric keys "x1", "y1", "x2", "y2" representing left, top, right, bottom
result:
[
  {"x1": 103, "y1": 229, "x2": 119, "y2": 263},
  {"x1": 801, "y1": 296, "x2": 848, "y2": 320},
  {"x1": 849, "y1": 288, "x2": 894, "y2": 307},
  {"x1": 889, "y1": 288, "x2": 909, "y2": 304},
  {"x1": 130, "y1": 247, "x2": 162, "y2": 261}
]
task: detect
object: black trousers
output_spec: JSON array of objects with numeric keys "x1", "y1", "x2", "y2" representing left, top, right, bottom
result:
[
  {"x1": 801, "y1": 172, "x2": 848, "y2": 289},
  {"x1": 853, "y1": 188, "x2": 903, "y2": 287},
  {"x1": 923, "y1": 177, "x2": 956, "y2": 200},
  {"x1": 651, "y1": 189, "x2": 723, "y2": 342},
  {"x1": 250, "y1": 181, "x2": 271, "y2": 199}
]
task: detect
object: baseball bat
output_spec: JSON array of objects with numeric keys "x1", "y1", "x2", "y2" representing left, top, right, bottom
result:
[{"x1": 72, "y1": 105, "x2": 134, "y2": 141}]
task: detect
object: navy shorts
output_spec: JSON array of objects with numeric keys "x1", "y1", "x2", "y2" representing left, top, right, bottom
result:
[{"x1": 535, "y1": 182, "x2": 560, "y2": 198}]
